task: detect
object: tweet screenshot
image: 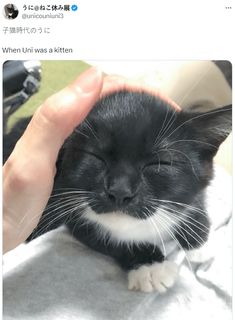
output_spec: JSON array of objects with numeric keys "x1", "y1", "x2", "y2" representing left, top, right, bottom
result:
[{"x1": 1, "y1": 1, "x2": 233, "y2": 319}]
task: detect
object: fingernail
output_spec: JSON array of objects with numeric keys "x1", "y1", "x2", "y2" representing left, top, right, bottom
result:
[{"x1": 76, "y1": 67, "x2": 103, "y2": 94}]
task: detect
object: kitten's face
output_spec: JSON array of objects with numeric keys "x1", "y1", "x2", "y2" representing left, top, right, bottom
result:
[{"x1": 57, "y1": 91, "x2": 231, "y2": 219}]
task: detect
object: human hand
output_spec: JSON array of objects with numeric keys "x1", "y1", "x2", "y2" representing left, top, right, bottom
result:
[{"x1": 3, "y1": 67, "x2": 103, "y2": 253}]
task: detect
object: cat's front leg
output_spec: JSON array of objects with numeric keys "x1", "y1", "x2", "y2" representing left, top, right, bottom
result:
[
  {"x1": 128, "y1": 260, "x2": 179, "y2": 293},
  {"x1": 115, "y1": 244, "x2": 179, "y2": 293}
]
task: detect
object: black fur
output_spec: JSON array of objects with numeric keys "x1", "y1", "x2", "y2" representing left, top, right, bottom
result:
[
  {"x1": 4, "y1": 90, "x2": 232, "y2": 271},
  {"x1": 66, "y1": 220, "x2": 164, "y2": 270}
]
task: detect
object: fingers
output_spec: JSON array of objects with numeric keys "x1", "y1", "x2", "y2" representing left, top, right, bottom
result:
[{"x1": 15, "y1": 67, "x2": 103, "y2": 166}]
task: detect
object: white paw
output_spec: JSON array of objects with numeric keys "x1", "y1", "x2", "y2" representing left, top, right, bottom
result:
[{"x1": 128, "y1": 261, "x2": 179, "y2": 293}]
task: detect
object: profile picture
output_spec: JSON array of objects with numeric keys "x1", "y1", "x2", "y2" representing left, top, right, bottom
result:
[{"x1": 3, "y1": 3, "x2": 19, "y2": 19}]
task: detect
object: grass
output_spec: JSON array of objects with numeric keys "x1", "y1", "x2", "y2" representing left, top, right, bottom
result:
[{"x1": 8, "y1": 60, "x2": 90, "y2": 127}]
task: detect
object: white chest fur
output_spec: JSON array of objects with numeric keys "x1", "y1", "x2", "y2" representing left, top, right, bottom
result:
[{"x1": 84, "y1": 206, "x2": 176, "y2": 248}]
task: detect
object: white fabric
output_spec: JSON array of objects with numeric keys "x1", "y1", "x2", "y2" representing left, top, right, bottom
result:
[{"x1": 3, "y1": 165, "x2": 232, "y2": 320}]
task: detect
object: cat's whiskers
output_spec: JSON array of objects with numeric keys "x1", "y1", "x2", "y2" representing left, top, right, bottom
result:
[
  {"x1": 153, "y1": 109, "x2": 177, "y2": 149},
  {"x1": 31, "y1": 199, "x2": 92, "y2": 240},
  {"x1": 40, "y1": 199, "x2": 87, "y2": 226},
  {"x1": 69, "y1": 198, "x2": 97, "y2": 225},
  {"x1": 162, "y1": 139, "x2": 217, "y2": 149},
  {"x1": 157, "y1": 211, "x2": 193, "y2": 251},
  {"x1": 42, "y1": 189, "x2": 95, "y2": 217},
  {"x1": 159, "y1": 107, "x2": 230, "y2": 147},
  {"x1": 159, "y1": 205, "x2": 209, "y2": 233},
  {"x1": 154, "y1": 212, "x2": 193, "y2": 272},
  {"x1": 39, "y1": 192, "x2": 89, "y2": 217},
  {"x1": 148, "y1": 203, "x2": 208, "y2": 249},
  {"x1": 44, "y1": 190, "x2": 94, "y2": 213},
  {"x1": 57, "y1": 201, "x2": 93, "y2": 238},
  {"x1": 82, "y1": 119, "x2": 100, "y2": 142},
  {"x1": 18, "y1": 194, "x2": 92, "y2": 241},
  {"x1": 161, "y1": 206, "x2": 209, "y2": 235},
  {"x1": 50, "y1": 189, "x2": 95, "y2": 198},
  {"x1": 53, "y1": 187, "x2": 94, "y2": 191},
  {"x1": 158, "y1": 207, "x2": 206, "y2": 248},
  {"x1": 153, "y1": 107, "x2": 176, "y2": 148},
  {"x1": 31, "y1": 205, "x2": 78, "y2": 240},
  {"x1": 166, "y1": 211, "x2": 208, "y2": 242},
  {"x1": 45, "y1": 196, "x2": 88, "y2": 211},
  {"x1": 144, "y1": 206, "x2": 193, "y2": 272},
  {"x1": 74, "y1": 128, "x2": 89, "y2": 139},
  {"x1": 44, "y1": 195, "x2": 95, "y2": 224},
  {"x1": 153, "y1": 106, "x2": 171, "y2": 147},
  {"x1": 19, "y1": 196, "x2": 87, "y2": 230},
  {"x1": 148, "y1": 199, "x2": 210, "y2": 232},
  {"x1": 38, "y1": 204, "x2": 88, "y2": 240},
  {"x1": 21, "y1": 205, "x2": 73, "y2": 241},
  {"x1": 148, "y1": 198, "x2": 208, "y2": 218},
  {"x1": 69, "y1": 208, "x2": 90, "y2": 239},
  {"x1": 147, "y1": 198, "x2": 208, "y2": 269},
  {"x1": 16, "y1": 197, "x2": 76, "y2": 230},
  {"x1": 142, "y1": 207, "x2": 166, "y2": 257}
]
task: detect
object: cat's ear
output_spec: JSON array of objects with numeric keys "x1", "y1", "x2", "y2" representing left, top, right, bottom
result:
[{"x1": 181, "y1": 105, "x2": 232, "y2": 155}]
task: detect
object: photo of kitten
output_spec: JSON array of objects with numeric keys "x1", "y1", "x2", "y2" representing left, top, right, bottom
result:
[
  {"x1": 3, "y1": 60, "x2": 232, "y2": 320},
  {"x1": 4, "y1": 73, "x2": 232, "y2": 293}
]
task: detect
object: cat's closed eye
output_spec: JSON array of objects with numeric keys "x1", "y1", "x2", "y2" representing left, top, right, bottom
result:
[
  {"x1": 78, "y1": 148, "x2": 107, "y2": 165},
  {"x1": 144, "y1": 159, "x2": 172, "y2": 168},
  {"x1": 142, "y1": 161, "x2": 168, "y2": 173}
]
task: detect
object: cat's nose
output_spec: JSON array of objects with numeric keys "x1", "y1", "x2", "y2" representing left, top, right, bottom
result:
[
  {"x1": 104, "y1": 176, "x2": 137, "y2": 206},
  {"x1": 106, "y1": 185, "x2": 136, "y2": 206},
  {"x1": 104, "y1": 166, "x2": 139, "y2": 207}
]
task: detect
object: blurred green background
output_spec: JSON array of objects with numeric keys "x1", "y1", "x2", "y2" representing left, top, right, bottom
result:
[{"x1": 9, "y1": 60, "x2": 90, "y2": 127}]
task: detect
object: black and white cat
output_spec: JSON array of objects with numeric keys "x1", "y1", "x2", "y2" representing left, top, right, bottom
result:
[{"x1": 4, "y1": 90, "x2": 232, "y2": 292}]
